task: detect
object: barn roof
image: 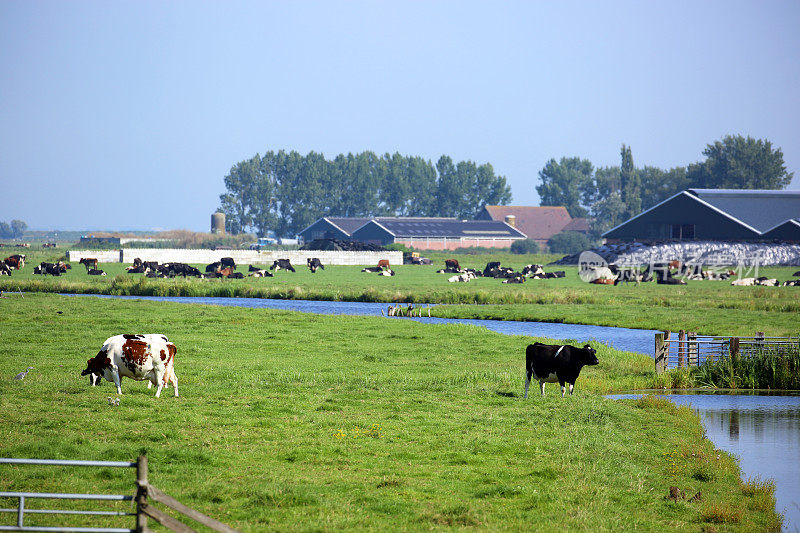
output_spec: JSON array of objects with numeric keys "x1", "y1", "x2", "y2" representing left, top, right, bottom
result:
[
  {"x1": 324, "y1": 217, "x2": 374, "y2": 235},
  {"x1": 359, "y1": 217, "x2": 526, "y2": 239},
  {"x1": 687, "y1": 189, "x2": 800, "y2": 233},
  {"x1": 480, "y1": 206, "x2": 573, "y2": 240}
]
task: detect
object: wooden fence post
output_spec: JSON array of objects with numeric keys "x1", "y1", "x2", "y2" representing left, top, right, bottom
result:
[
  {"x1": 136, "y1": 455, "x2": 148, "y2": 533},
  {"x1": 688, "y1": 332, "x2": 697, "y2": 367},
  {"x1": 678, "y1": 330, "x2": 686, "y2": 368},
  {"x1": 730, "y1": 337, "x2": 739, "y2": 363},
  {"x1": 654, "y1": 333, "x2": 665, "y2": 373}
]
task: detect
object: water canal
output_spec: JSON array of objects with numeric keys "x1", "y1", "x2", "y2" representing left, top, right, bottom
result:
[{"x1": 67, "y1": 294, "x2": 799, "y2": 529}]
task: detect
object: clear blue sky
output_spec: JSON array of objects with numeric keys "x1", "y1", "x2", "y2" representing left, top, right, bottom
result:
[{"x1": 1, "y1": 1, "x2": 798, "y2": 232}]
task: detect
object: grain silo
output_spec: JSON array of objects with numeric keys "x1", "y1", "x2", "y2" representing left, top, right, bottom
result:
[{"x1": 211, "y1": 212, "x2": 226, "y2": 234}]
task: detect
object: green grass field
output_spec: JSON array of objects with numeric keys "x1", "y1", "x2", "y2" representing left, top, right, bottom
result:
[
  {"x1": 0, "y1": 294, "x2": 782, "y2": 531},
  {"x1": 2, "y1": 246, "x2": 799, "y2": 337}
]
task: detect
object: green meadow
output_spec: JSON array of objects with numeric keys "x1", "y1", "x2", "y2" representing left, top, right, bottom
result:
[
  {"x1": 2, "y1": 246, "x2": 799, "y2": 337},
  {"x1": 0, "y1": 294, "x2": 783, "y2": 531}
]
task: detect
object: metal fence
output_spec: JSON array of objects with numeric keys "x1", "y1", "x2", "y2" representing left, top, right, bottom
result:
[
  {"x1": 654, "y1": 331, "x2": 800, "y2": 372},
  {"x1": 0, "y1": 457, "x2": 238, "y2": 533}
]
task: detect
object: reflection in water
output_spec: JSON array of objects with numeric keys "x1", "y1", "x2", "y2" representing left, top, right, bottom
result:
[{"x1": 610, "y1": 392, "x2": 800, "y2": 531}]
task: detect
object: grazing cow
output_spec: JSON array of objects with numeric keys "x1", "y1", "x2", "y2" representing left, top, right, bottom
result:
[
  {"x1": 307, "y1": 257, "x2": 324, "y2": 273},
  {"x1": 444, "y1": 259, "x2": 460, "y2": 271},
  {"x1": 271, "y1": 259, "x2": 295, "y2": 272},
  {"x1": 79, "y1": 258, "x2": 98, "y2": 272},
  {"x1": 87, "y1": 269, "x2": 106, "y2": 276},
  {"x1": 524, "y1": 342, "x2": 599, "y2": 398},
  {"x1": 4, "y1": 254, "x2": 25, "y2": 270},
  {"x1": 81, "y1": 334, "x2": 178, "y2": 398},
  {"x1": 220, "y1": 257, "x2": 236, "y2": 270}
]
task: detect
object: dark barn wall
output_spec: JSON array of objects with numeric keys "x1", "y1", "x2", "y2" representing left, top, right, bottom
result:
[
  {"x1": 762, "y1": 222, "x2": 800, "y2": 242},
  {"x1": 351, "y1": 222, "x2": 394, "y2": 246},
  {"x1": 299, "y1": 219, "x2": 351, "y2": 242},
  {"x1": 605, "y1": 193, "x2": 761, "y2": 241}
]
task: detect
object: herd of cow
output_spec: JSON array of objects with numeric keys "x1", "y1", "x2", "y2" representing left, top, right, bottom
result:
[{"x1": 435, "y1": 259, "x2": 566, "y2": 284}]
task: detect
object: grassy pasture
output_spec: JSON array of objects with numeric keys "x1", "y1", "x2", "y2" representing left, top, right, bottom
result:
[
  {"x1": 0, "y1": 294, "x2": 783, "y2": 531},
  {"x1": 2, "y1": 247, "x2": 799, "y2": 337}
]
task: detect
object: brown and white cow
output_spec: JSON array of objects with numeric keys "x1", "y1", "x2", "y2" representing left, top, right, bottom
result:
[
  {"x1": 81, "y1": 334, "x2": 178, "y2": 398},
  {"x1": 377, "y1": 259, "x2": 390, "y2": 270},
  {"x1": 3, "y1": 254, "x2": 25, "y2": 270},
  {"x1": 79, "y1": 258, "x2": 98, "y2": 272}
]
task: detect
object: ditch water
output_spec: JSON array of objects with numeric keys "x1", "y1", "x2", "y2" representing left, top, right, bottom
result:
[
  {"x1": 609, "y1": 391, "x2": 800, "y2": 531},
  {"x1": 64, "y1": 294, "x2": 658, "y2": 355},
  {"x1": 66, "y1": 294, "x2": 799, "y2": 529}
]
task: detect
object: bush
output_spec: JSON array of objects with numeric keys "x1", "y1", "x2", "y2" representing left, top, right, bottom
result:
[
  {"x1": 547, "y1": 231, "x2": 592, "y2": 255},
  {"x1": 510, "y1": 239, "x2": 540, "y2": 255}
]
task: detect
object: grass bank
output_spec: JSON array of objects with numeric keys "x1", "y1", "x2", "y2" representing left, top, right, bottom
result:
[{"x1": 0, "y1": 293, "x2": 782, "y2": 531}]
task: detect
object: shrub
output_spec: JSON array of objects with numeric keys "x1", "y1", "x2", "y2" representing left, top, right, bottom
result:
[
  {"x1": 547, "y1": 231, "x2": 592, "y2": 255},
  {"x1": 510, "y1": 239, "x2": 540, "y2": 255}
]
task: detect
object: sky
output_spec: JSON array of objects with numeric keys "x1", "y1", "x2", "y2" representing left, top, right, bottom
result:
[{"x1": 1, "y1": 1, "x2": 798, "y2": 232}]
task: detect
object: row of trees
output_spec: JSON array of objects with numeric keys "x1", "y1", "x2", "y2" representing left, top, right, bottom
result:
[
  {"x1": 537, "y1": 135, "x2": 794, "y2": 237},
  {"x1": 0, "y1": 219, "x2": 27, "y2": 239},
  {"x1": 219, "y1": 151, "x2": 513, "y2": 237}
]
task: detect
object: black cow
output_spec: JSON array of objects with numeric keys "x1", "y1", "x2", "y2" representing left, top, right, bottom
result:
[
  {"x1": 205, "y1": 261, "x2": 222, "y2": 273},
  {"x1": 524, "y1": 342, "x2": 599, "y2": 398},
  {"x1": 37, "y1": 262, "x2": 62, "y2": 276},
  {"x1": 271, "y1": 259, "x2": 295, "y2": 272},
  {"x1": 220, "y1": 257, "x2": 236, "y2": 270},
  {"x1": 166, "y1": 263, "x2": 202, "y2": 278},
  {"x1": 87, "y1": 269, "x2": 106, "y2": 276},
  {"x1": 307, "y1": 258, "x2": 324, "y2": 273},
  {"x1": 483, "y1": 261, "x2": 501, "y2": 277},
  {"x1": 444, "y1": 259, "x2": 460, "y2": 271}
]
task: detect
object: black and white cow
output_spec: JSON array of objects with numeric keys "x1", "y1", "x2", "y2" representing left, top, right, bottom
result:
[
  {"x1": 524, "y1": 342, "x2": 599, "y2": 398},
  {"x1": 307, "y1": 258, "x2": 324, "y2": 273},
  {"x1": 271, "y1": 259, "x2": 295, "y2": 272}
]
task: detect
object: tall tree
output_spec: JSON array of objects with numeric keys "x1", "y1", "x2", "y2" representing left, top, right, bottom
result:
[
  {"x1": 687, "y1": 135, "x2": 794, "y2": 190},
  {"x1": 620, "y1": 144, "x2": 641, "y2": 219},
  {"x1": 435, "y1": 155, "x2": 461, "y2": 217},
  {"x1": 10, "y1": 220, "x2": 27, "y2": 238},
  {"x1": 536, "y1": 157, "x2": 594, "y2": 218}
]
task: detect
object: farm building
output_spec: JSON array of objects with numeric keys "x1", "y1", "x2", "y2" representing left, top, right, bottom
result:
[
  {"x1": 298, "y1": 217, "x2": 374, "y2": 242},
  {"x1": 603, "y1": 189, "x2": 800, "y2": 242},
  {"x1": 349, "y1": 217, "x2": 526, "y2": 250},
  {"x1": 476, "y1": 206, "x2": 590, "y2": 247}
]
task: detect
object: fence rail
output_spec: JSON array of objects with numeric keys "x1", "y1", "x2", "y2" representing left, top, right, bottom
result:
[
  {"x1": 0, "y1": 457, "x2": 238, "y2": 533},
  {"x1": 654, "y1": 331, "x2": 800, "y2": 372}
]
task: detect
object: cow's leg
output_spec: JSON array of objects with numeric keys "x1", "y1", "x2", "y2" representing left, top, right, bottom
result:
[
  {"x1": 539, "y1": 380, "x2": 546, "y2": 396},
  {"x1": 152, "y1": 370, "x2": 165, "y2": 398},
  {"x1": 169, "y1": 369, "x2": 179, "y2": 397},
  {"x1": 112, "y1": 370, "x2": 122, "y2": 395},
  {"x1": 560, "y1": 382, "x2": 566, "y2": 398},
  {"x1": 568, "y1": 383, "x2": 575, "y2": 395},
  {"x1": 523, "y1": 369, "x2": 532, "y2": 399}
]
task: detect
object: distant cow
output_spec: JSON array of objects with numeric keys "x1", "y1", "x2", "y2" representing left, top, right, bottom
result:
[
  {"x1": 524, "y1": 342, "x2": 599, "y2": 398},
  {"x1": 271, "y1": 259, "x2": 295, "y2": 272},
  {"x1": 307, "y1": 258, "x2": 324, "y2": 273},
  {"x1": 4, "y1": 254, "x2": 25, "y2": 270},
  {"x1": 220, "y1": 257, "x2": 236, "y2": 270},
  {"x1": 377, "y1": 259, "x2": 390, "y2": 270},
  {"x1": 444, "y1": 259, "x2": 460, "y2": 271},
  {"x1": 521, "y1": 264, "x2": 544, "y2": 278},
  {"x1": 87, "y1": 269, "x2": 106, "y2": 276},
  {"x1": 361, "y1": 266, "x2": 383, "y2": 273},
  {"x1": 79, "y1": 258, "x2": 98, "y2": 272},
  {"x1": 81, "y1": 334, "x2": 178, "y2": 398},
  {"x1": 37, "y1": 262, "x2": 62, "y2": 276},
  {"x1": 483, "y1": 261, "x2": 501, "y2": 277},
  {"x1": 206, "y1": 261, "x2": 222, "y2": 273},
  {"x1": 249, "y1": 269, "x2": 273, "y2": 278},
  {"x1": 0, "y1": 261, "x2": 12, "y2": 276},
  {"x1": 502, "y1": 273, "x2": 525, "y2": 284}
]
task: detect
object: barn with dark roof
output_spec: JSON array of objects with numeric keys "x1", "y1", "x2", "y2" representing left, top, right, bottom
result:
[
  {"x1": 298, "y1": 217, "x2": 373, "y2": 242},
  {"x1": 350, "y1": 217, "x2": 526, "y2": 250},
  {"x1": 603, "y1": 189, "x2": 800, "y2": 242}
]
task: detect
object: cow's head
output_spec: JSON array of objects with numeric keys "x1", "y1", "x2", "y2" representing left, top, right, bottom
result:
[
  {"x1": 581, "y1": 345, "x2": 599, "y2": 366},
  {"x1": 81, "y1": 349, "x2": 111, "y2": 378}
]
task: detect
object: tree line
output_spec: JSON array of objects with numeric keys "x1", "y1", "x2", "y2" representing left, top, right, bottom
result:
[
  {"x1": 537, "y1": 135, "x2": 794, "y2": 238},
  {"x1": 0, "y1": 219, "x2": 27, "y2": 239},
  {"x1": 219, "y1": 151, "x2": 513, "y2": 237}
]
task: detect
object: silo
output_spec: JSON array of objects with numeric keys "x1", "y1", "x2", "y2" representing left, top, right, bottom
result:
[{"x1": 211, "y1": 212, "x2": 226, "y2": 234}]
